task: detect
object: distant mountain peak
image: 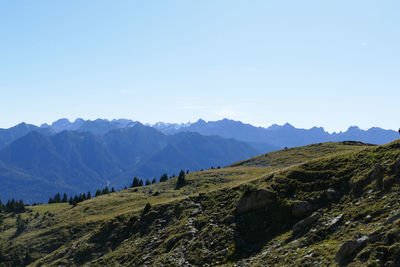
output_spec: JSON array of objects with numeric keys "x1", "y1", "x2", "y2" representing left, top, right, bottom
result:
[
  {"x1": 347, "y1": 126, "x2": 361, "y2": 132},
  {"x1": 283, "y1": 122, "x2": 294, "y2": 128}
]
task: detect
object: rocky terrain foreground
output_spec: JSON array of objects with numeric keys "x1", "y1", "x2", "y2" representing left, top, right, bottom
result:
[{"x1": 1, "y1": 141, "x2": 400, "y2": 266}]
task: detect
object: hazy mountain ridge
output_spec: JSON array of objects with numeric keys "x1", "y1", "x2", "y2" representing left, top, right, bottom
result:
[
  {"x1": 2, "y1": 118, "x2": 397, "y2": 152},
  {"x1": 155, "y1": 118, "x2": 399, "y2": 148},
  {"x1": 0, "y1": 124, "x2": 259, "y2": 203},
  {"x1": 0, "y1": 123, "x2": 55, "y2": 149},
  {"x1": 40, "y1": 118, "x2": 139, "y2": 135}
]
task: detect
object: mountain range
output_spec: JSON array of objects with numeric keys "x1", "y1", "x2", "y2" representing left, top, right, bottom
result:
[
  {"x1": 40, "y1": 118, "x2": 399, "y2": 149},
  {"x1": 0, "y1": 118, "x2": 398, "y2": 203},
  {"x1": 0, "y1": 123, "x2": 258, "y2": 203},
  {"x1": 153, "y1": 118, "x2": 399, "y2": 149}
]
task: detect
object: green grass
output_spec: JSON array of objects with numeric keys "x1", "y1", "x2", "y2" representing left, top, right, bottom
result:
[
  {"x1": 1, "y1": 141, "x2": 393, "y2": 266},
  {"x1": 232, "y1": 141, "x2": 372, "y2": 168}
]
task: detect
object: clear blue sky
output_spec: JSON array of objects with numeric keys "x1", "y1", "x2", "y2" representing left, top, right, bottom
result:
[{"x1": 0, "y1": 0, "x2": 399, "y2": 132}]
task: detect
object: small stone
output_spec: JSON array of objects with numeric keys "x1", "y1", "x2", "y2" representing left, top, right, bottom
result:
[
  {"x1": 326, "y1": 188, "x2": 337, "y2": 200},
  {"x1": 329, "y1": 213, "x2": 344, "y2": 227}
]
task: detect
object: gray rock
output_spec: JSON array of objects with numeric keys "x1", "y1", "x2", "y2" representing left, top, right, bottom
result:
[
  {"x1": 371, "y1": 164, "x2": 384, "y2": 189},
  {"x1": 292, "y1": 201, "x2": 313, "y2": 217},
  {"x1": 335, "y1": 235, "x2": 368, "y2": 262},
  {"x1": 367, "y1": 229, "x2": 383, "y2": 243},
  {"x1": 191, "y1": 208, "x2": 201, "y2": 216},
  {"x1": 384, "y1": 213, "x2": 400, "y2": 225},
  {"x1": 293, "y1": 212, "x2": 321, "y2": 232},
  {"x1": 326, "y1": 188, "x2": 337, "y2": 200},
  {"x1": 328, "y1": 213, "x2": 343, "y2": 228},
  {"x1": 236, "y1": 189, "x2": 276, "y2": 213}
]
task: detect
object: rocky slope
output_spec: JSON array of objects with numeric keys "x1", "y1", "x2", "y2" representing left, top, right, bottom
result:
[{"x1": 2, "y1": 141, "x2": 400, "y2": 266}]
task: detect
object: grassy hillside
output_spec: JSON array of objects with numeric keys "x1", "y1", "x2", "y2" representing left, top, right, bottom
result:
[
  {"x1": 232, "y1": 141, "x2": 373, "y2": 168},
  {"x1": 4, "y1": 141, "x2": 400, "y2": 266}
]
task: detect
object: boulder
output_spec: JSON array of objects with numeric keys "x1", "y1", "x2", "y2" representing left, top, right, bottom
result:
[
  {"x1": 371, "y1": 164, "x2": 385, "y2": 189},
  {"x1": 325, "y1": 188, "x2": 337, "y2": 200},
  {"x1": 236, "y1": 189, "x2": 276, "y2": 213},
  {"x1": 292, "y1": 201, "x2": 313, "y2": 217},
  {"x1": 335, "y1": 235, "x2": 368, "y2": 262},
  {"x1": 293, "y1": 212, "x2": 321, "y2": 232}
]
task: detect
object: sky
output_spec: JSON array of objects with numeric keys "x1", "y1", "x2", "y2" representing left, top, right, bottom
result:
[{"x1": 0, "y1": 0, "x2": 399, "y2": 132}]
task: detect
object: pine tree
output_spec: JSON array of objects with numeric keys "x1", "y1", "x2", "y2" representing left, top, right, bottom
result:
[
  {"x1": 16, "y1": 200, "x2": 25, "y2": 212},
  {"x1": 176, "y1": 170, "x2": 186, "y2": 189},
  {"x1": 69, "y1": 197, "x2": 74, "y2": 205},
  {"x1": 11, "y1": 198, "x2": 16, "y2": 211},
  {"x1": 160, "y1": 173, "x2": 168, "y2": 182},
  {"x1": 102, "y1": 186, "x2": 110, "y2": 195},
  {"x1": 111, "y1": 187, "x2": 115, "y2": 193},
  {"x1": 54, "y1": 193, "x2": 61, "y2": 203},
  {"x1": 48, "y1": 197, "x2": 53, "y2": 204},
  {"x1": 87, "y1": 191, "x2": 91, "y2": 199},
  {"x1": 62, "y1": 193, "x2": 68, "y2": 203},
  {"x1": 95, "y1": 189, "x2": 101, "y2": 197},
  {"x1": 138, "y1": 179, "x2": 144, "y2": 187},
  {"x1": 145, "y1": 179, "x2": 151, "y2": 186},
  {"x1": 151, "y1": 178, "x2": 156, "y2": 184},
  {"x1": 131, "y1": 177, "x2": 139, "y2": 188}
]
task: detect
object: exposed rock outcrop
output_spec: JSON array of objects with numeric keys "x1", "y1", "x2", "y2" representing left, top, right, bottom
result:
[
  {"x1": 236, "y1": 189, "x2": 276, "y2": 213},
  {"x1": 293, "y1": 212, "x2": 321, "y2": 232},
  {"x1": 335, "y1": 235, "x2": 368, "y2": 262},
  {"x1": 328, "y1": 213, "x2": 343, "y2": 228},
  {"x1": 292, "y1": 201, "x2": 313, "y2": 217}
]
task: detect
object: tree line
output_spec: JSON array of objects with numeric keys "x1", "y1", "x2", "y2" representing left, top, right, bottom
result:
[
  {"x1": 1, "y1": 168, "x2": 191, "y2": 213},
  {"x1": 47, "y1": 186, "x2": 117, "y2": 206},
  {"x1": 0, "y1": 199, "x2": 25, "y2": 213}
]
